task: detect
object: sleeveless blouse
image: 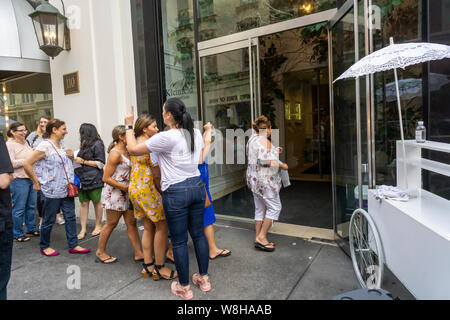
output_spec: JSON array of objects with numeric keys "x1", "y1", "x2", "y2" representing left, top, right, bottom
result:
[
  {"x1": 129, "y1": 154, "x2": 164, "y2": 222},
  {"x1": 101, "y1": 150, "x2": 131, "y2": 211}
]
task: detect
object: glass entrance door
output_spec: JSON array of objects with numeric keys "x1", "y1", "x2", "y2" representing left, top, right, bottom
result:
[
  {"x1": 329, "y1": 0, "x2": 368, "y2": 248},
  {"x1": 199, "y1": 40, "x2": 259, "y2": 199}
]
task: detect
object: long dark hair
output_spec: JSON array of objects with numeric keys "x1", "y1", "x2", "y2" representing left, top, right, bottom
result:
[
  {"x1": 164, "y1": 98, "x2": 195, "y2": 152},
  {"x1": 79, "y1": 123, "x2": 103, "y2": 157}
]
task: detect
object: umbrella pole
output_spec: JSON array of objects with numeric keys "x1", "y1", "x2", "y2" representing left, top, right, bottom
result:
[
  {"x1": 389, "y1": 37, "x2": 408, "y2": 189},
  {"x1": 393, "y1": 67, "x2": 408, "y2": 189}
]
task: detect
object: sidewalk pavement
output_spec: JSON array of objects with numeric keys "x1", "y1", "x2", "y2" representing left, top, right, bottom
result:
[{"x1": 7, "y1": 217, "x2": 412, "y2": 300}]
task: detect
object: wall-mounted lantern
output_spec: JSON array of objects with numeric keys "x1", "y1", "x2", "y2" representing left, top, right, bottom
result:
[{"x1": 29, "y1": 1, "x2": 71, "y2": 59}]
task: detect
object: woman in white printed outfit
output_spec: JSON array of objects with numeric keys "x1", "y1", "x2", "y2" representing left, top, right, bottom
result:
[{"x1": 246, "y1": 116, "x2": 288, "y2": 252}]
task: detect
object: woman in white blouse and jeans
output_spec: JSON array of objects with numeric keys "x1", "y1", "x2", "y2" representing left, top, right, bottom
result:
[
  {"x1": 24, "y1": 119, "x2": 90, "y2": 257},
  {"x1": 125, "y1": 98, "x2": 210, "y2": 300}
]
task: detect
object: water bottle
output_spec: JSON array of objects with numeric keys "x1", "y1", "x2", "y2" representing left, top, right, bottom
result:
[{"x1": 415, "y1": 121, "x2": 426, "y2": 143}]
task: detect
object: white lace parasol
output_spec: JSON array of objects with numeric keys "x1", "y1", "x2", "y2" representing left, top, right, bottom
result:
[
  {"x1": 334, "y1": 38, "x2": 450, "y2": 189},
  {"x1": 334, "y1": 41, "x2": 450, "y2": 82}
]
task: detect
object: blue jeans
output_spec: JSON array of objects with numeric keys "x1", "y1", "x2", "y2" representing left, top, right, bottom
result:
[
  {"x1": 162, "y1": 176, "x2": 209, "y2": 286},
  {"x1": 0, "y1": 223, "x2": 13, "y2": 300},
  {"x1": 40, "y1": 196, "x2": 78, "y2": 250},
  {"x1": 10, "y1": 178, "x2": 37, "y2": 238}
]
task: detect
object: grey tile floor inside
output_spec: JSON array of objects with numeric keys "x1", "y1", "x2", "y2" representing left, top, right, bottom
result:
[{"x1": 7, "y1": 219, "x2": 412, "y2": 300}]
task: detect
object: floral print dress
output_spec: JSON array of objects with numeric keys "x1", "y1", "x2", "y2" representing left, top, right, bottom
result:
[
  {"x1": 246, "y1": 135, "x2": 282, "y2": 199},
  {"x1": 128, "y1": 154, "x2": 164, "y2": 222},
  {"x1": 101, "y1": 150, "x2": 131, "y2": 211}
]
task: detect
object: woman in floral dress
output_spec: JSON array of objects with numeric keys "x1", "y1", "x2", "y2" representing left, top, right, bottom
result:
[
  {"x1": 129, "y1": 115, "x2": 176, "y2": 280},
  {"x1": 96, "y1": 125, "x2": 144, "y2": 264},
  {"x1": 246, "y1": 116, "x2": 288, "y2": 252}
]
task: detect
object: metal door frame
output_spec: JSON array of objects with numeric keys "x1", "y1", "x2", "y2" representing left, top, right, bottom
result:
[
  {"x1": 198, "y1": 9, "x2": 337, "y2": 124},
  {"x1": 328, "y1": 0, "x2": 375, "y2": 251}
]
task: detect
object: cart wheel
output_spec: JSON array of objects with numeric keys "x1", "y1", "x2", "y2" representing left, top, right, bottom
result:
[{"x1": 349, "y1": 208, "x2": 385, "y2": 289}]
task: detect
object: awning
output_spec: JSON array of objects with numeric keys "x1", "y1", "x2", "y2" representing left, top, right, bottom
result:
[{"x1": 0, "y1": 0, "x2": 50, "y2": 77}]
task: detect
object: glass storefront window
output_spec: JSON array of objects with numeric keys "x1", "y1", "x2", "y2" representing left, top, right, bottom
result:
[
  {"x1": 424, "y1": 0, "x2": 450, "y2": 200},
  {"x1": 131, "y1": 0, "x2": 149, "y2": 115},
  {"x1": 162, "y1": 0, "x2": 199, "y2": 120},
  {"x1": 201, "y1": 48, "x2": 252, "y2": 199},
  {"x1": 197, "y1": 0, "x2": 338, "y2": 41},
  {"x1": 371, "y1": 0, "x2": 421, "y2": 187},
  {"x1": 1, "y1": 73, "x2": 53, "y2": 138}
]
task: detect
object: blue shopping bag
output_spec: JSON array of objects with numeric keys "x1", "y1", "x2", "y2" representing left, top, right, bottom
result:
[{"x1": 74, "y1": 173, "x2": 81, "y2": 189}]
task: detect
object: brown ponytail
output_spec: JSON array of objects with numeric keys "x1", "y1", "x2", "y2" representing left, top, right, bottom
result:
[{"x1": 107, "y1": 125, "x2": 126, "y2": 153}]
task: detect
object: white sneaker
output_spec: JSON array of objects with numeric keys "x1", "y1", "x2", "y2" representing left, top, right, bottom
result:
[{"x1": 56, "y1": 216, "x2": 65, "y2": 225}]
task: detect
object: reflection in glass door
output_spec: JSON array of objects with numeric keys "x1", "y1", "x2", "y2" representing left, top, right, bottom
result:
[{"x1": 200, "y1": 45, "x2": 257, "y2": 200}]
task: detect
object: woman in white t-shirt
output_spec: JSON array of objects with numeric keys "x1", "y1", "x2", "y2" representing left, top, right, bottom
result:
[{"x1": 125, "y1": 98, "x2": 210, "y2": 300}]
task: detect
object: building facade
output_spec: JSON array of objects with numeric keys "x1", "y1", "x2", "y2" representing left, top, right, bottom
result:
[{"x1": 2, "y1": 0, "x2": 449, "y2": 254}]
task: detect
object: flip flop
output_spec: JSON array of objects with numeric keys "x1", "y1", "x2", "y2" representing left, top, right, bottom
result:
[
  {"x1": 14, "y1": 236, "x2": 31, "y2": 242},
  {"x1": 210, "y1": 249, "x2": 231, "y2": 260},
  {"x1": 95, "y1": 256, "x2": 118, "y2": 264},
  {"x1": 254, "y1": 242, "x2": 275, "y2": 252},
  {"x1": 91, "y1": 229, "x2": 102, "y2": 237},
  {"x1": 254, "y1": 241, "x2": 275, "y2": 247}
]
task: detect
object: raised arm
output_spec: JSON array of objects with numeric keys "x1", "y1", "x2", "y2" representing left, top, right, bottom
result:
[
  {"x1": 124, "y1": 106, "x2": 151, "y2": 156},
  {"x1": 199, "y1": 123, "x2": 213, "y2": 164},
  {"x1": 102, "y1": 151, "x2": 128, "y2": 192}
]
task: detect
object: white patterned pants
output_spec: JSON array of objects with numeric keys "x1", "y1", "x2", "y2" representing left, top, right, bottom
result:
[{"x1": 252, "y1": 192, "x2": 282, "y2": 222}]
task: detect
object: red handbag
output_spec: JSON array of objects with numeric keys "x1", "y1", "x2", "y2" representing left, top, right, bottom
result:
[{"x1": 50, "y1": 141, "x2": 79, "y2": 198}]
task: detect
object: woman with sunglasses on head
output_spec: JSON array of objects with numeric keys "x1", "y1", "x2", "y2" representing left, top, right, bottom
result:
[
  {"x1": 6, "y1": 123, "x2": 37, "y2": 242},
  {"x1": 125, "y1": 98, "x2": 210, "y2": 300},
  {"x1": 129, "y1": 114, "x2": 176, "y2": 280}
]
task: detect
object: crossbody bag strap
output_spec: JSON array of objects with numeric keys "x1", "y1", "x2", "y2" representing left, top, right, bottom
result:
[{"x1": 48, "y1": 140, "x2": 70, "y2": 184}]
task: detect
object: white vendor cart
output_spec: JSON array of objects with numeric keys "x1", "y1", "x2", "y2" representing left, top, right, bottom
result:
[{"x1": 348, "y1": 140, "x2": 450, "y2": 300}]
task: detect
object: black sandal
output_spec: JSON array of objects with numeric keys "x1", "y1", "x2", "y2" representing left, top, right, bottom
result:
[
  {"x1": 152, "y1": 264, "x2": 177, "y2": 281},
  {"x1": 142, "y1": 261, "x2": 155, "y2": 279},
  {"x1": 254, "y1": 241, "x2": 275, "y2": 252},
  {"x1": 14, "y1": 236, "x2": 31, "y2": 242},
  {"x1": 25, "y1": 231, "x2": 40, "y2": 237}
]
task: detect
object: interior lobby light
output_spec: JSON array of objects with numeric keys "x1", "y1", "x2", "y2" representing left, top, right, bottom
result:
[{"x1": 300, "y1": 3, "x2": 313, "y2": 13}]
